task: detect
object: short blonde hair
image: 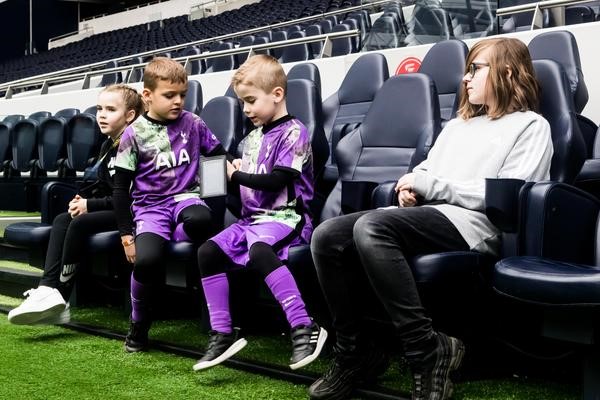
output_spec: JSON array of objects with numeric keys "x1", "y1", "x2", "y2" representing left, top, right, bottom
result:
[
  {"x1": 231, "y1": 54, "x2": 287, "y2": 95},
  {"x1": 458, "y1": 37, "x2": 540, "y2": 120},
  {"x1": 143, "y1": 57, "x2": 188, "y2": 91},
  {"x1": 101, "y1": 84, "x2": 145, "y2": 119}
]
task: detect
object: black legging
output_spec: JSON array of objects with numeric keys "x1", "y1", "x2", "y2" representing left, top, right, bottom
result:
[
  {"x1": 39, "y1": 210, "x2": 118, "y2": 301},
  {"x1": 133, "y1": 204, "x2": 216, "y2": 284},
  {"x1": 198, "y1": 240, "x2": 283, "y2": 279}
]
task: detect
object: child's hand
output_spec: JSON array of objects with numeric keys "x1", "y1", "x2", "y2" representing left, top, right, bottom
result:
[
  {"x1": 232, "y1": 159, "x2": 242, "y2": 170},
  {"x1": 121, "y1": 235, "x2": 136, "y2": 264},
  {"x1": 226, "y1": 160, "x2": 239, "y2": 181},
  {"x1": 68, "y1": 195, "x2": 88, "y2": 218}
]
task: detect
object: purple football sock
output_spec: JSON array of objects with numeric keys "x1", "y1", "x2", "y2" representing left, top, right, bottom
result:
[
  {"x1": 130, "y1": 274, "x2": 151, "y2": 322},
  {"x1": 265, "y1": 266, "x2": 311, "y2": 329},
  {"x1": 201, "y1": 273, "x2": 232, "y2": 334}
]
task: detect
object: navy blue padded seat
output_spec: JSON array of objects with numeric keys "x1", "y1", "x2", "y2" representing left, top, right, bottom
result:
[
  {"x1": 418, "y1": 39, "x2": 468, "y2": 123},
  {"x1": 287, "y1": 63, "x2": 321, "y2": 97},
  {"x1": 184, "y1": 80, "x2": 203, "y2": 116},
  {"x1": 493, "y1": 182, "x2": 600, "y2": 400},
  {"x1": 321, "y1": 53, "x2": 389, "y2": 184},
  {"x1": 320, "y1": 72, "x2": 441, "y2": 222}
]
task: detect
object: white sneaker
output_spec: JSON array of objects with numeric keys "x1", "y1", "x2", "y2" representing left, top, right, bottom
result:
[
  {"x1": 35, "y1": 303, "x2": 71, "y2": 325},
  {"x1": 7, "y1": 286, "x2": 67, "y2": 325}
]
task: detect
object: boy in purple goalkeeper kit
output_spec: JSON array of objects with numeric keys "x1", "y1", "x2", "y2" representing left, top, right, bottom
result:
[
  {"x1": 112, "y1": 57, "x2": 230, "y2": 352},
  {"x1": 192, "y1": 55, "x2": 327, "y2": 372}
]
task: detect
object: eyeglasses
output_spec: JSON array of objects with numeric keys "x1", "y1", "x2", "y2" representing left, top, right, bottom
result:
[{"x1": 467, "y1": 62, "x2": 490, "y2": 79}]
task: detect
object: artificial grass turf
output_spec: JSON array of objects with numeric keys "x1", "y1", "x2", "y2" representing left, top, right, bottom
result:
[
  {"x1": 0, "y1": 260, "x2": 42, "y2": 274},
  {"x1": 0, "y1": 314, "x2": 309, "y2": 400},
  {"x1": 0, "y1": 211, "x2": 40, "y2": 217},
  {"x1": 0, "y1": 295, "x2": 580, "y2": 400}
]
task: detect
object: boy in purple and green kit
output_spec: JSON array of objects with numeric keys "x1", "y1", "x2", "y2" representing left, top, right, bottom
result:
[
  {"x1": 193, "y1": 55, "x2": 327, "y2": 372},
  {"x1": 112, "y1": 57, "x2": 230, "y2": 352}
]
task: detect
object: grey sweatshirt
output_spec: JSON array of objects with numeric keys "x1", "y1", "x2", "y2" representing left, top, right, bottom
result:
[{"x1": 412, "y1": 110, "x2": 553, "y2": 255}]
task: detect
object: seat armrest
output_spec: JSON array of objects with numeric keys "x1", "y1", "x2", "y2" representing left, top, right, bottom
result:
[
  {"x1": 484, "y1": 178, "x2": 526, "y2": 233},
  {"x1": 341, "y1": 180, "x2": 380, "y2": 214},
  {"x1": 522, "y1": 182, "x2": 600, "y2": 263},
  {"x1": 371, "y1": 180, "x2": 398, "y2": 208}
]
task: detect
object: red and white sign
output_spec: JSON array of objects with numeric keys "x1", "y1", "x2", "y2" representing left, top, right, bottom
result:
[{"x1": 395, "y1": 57, "x2": 422, "y2": 74}]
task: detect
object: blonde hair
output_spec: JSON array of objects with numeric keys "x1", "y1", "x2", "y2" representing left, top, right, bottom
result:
[
  {"x1": 231, "y1": 54, "x2": 287, "y2": 95},
  {"x1": 101, "y1": 84, "x2": 145, "y2": 119},
  {"x1": 457, "y1": 37, "x2": 540, "y2": 120},
  {"x1": 143, "y1": 57, "x2": 188, "y2": 90}
]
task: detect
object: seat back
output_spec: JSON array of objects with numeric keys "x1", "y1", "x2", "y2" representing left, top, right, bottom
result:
[
  {"x1": 37, "y1": 108, "x2": 79, "y2": 173},
  {"x1": 322, "y1": 53, "x2": 389, "y2": 182},
  {"x1": 10, "y1": 112, "x2": 51, "y2": 172},
  {"x1": 418, "y1": 39, "x2": 468, "y2": 122},
  {"x1": 320, "y1": 73, "x2": 441, "y2": 221},
  {"x1": 331, "y1": 24, "x2": 353, "y2": 57},
  {"x1": 533, "y1": 59, "x2": 586, "y2": 183},
  {"x1": 363, "y1": 16, "x2": 400, "y2": 51},
  {"x1": 286, "y1": 79, "x2": 328, "y2": 178},
  {"x1": 206, "y1": 42, "x2": 236, "y2": 73},
  {"x1": 0, "y1": 115, "x2": 24, "y2": 170},
  {"x1": 287, "y1": 62, "x2": 321, "y2": 94},
  {"x1": 98, "y1": 60, "x2": 122, "y2": 87},
  {"x1": 184, "y1": 80, "x2": 203, "y2": 116},
  {"x1": 528, "y1": 30, "x2": 588, "y2": 114},
  {"x1": 200, "y1": 96, "x2": 243, "y2": 154},
  {"x1": 305, "y1": 24, "x2": 323, "y2": 57},
  {"x1": 124, "y1": 56, "x2": 144, "y2": 83},
  {"x1": 280, "y1": 31, "x2": 310, "y2": 63},
  {"x1": 66, "y1": 113, "x2": 102, "y2": 171},
  {"x1": 271, "y1": 31, "x2": 287, "y2": 60},
  {"x1": 183, "y1": 47, "x2": 204, "y2": 76},
  {"x1": 236, "y1": 35, "x2": 255, "y2": 66}
]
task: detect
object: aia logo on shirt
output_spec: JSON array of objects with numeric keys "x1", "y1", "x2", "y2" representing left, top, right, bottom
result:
[
  {"x1": 249, "y1": 163, "x2": 268, "y2": 174},
  {"x1": 155, "y1": 149, "x2": 191, "y2": 170}
]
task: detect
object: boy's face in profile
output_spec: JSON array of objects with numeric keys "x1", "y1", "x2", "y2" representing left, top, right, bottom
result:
[
  {"x1": 143, "y1": 80, "x2": 187, "y2": 122},
  {"x1": 235, "y1": 82, "x2": 284, "y2": 127}
]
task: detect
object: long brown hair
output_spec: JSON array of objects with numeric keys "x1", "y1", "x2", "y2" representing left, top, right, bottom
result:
[{"x1": 458, "y1": 37, "x2": 540, "y2": 120}]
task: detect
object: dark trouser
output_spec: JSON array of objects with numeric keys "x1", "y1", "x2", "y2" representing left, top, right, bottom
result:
[
  {"x1": 311, "y1": 206, "x2": 469, "y2": 355},
  {"x1": 39, "y1": 210, "x2": 118, "y2": 301}
]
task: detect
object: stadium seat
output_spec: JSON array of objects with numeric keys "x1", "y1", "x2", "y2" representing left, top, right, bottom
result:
[
  {"x1": 286, "y1": 79, "x2": 328, "y2": 179},
  {"x1": 528, "y1": 30, "x2": 589, "y2": 114},
  {"x1": 321, "y1": 53, "x2": 389, "y2": 185},
  {"x1": 320, "y1": 72, "x2": 441, "y2": 222},
  {"x1": 493, "y1": 181, "x2": 600, "y2": 400},
  {"x1": 330, "y1": 23, "x2": 354, "y2": 57},
  {"x1": 200, "y1": 95, "x2": 243, "y2": 155},
  {"x1": 279, "y1": 31, "x2": 311, "y2": 63},
  {"x1": 305, "y1": 24, "x2": 323, "y2": 58},
  {"x1": 0, "y1": 114, "x2": 24, "y2": 178},
  {"x1": 287, "y1": 62, "x2": 321, "y2": 94},
  {"x1": 37, "y1": 108, "x2": 80, "y2": 177},
  {"x1": 271, "y1": 31, "x2": 288, "y2": 60},
  {"x1": 205, "y1": 42, "x2": 236, "y2": 73},
  {"x1": 183, "y1": 80, "x2": 203, "y2": 116},
  {"x1": 363, "y1": 16, "x2": 401, "y2": 50},
  {"x1": 418, "y1": 39, "x2": 468, "y2": 124},
  {"x1": 98, "y1": 60, "x2": 123, "y2": 87}
]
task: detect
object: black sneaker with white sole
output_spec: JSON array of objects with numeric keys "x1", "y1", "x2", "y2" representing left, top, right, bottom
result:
[
  {"x1": 124, "y1": 320, "x2": 151, "y2": 353},
  {"x1": 289, "y1": 322, "x2": 328, "y2": 370},
  {"x1": 193, "y1": 330, "x2": 248, "y2": 371}
]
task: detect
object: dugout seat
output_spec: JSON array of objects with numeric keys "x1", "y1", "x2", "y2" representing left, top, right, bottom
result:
[
  {"x1": 493, "y1": 182, "x2": 600, "y2": 400},
  {"x1": 321, "y1": 53, "x2": 389, "y2": 185}
]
